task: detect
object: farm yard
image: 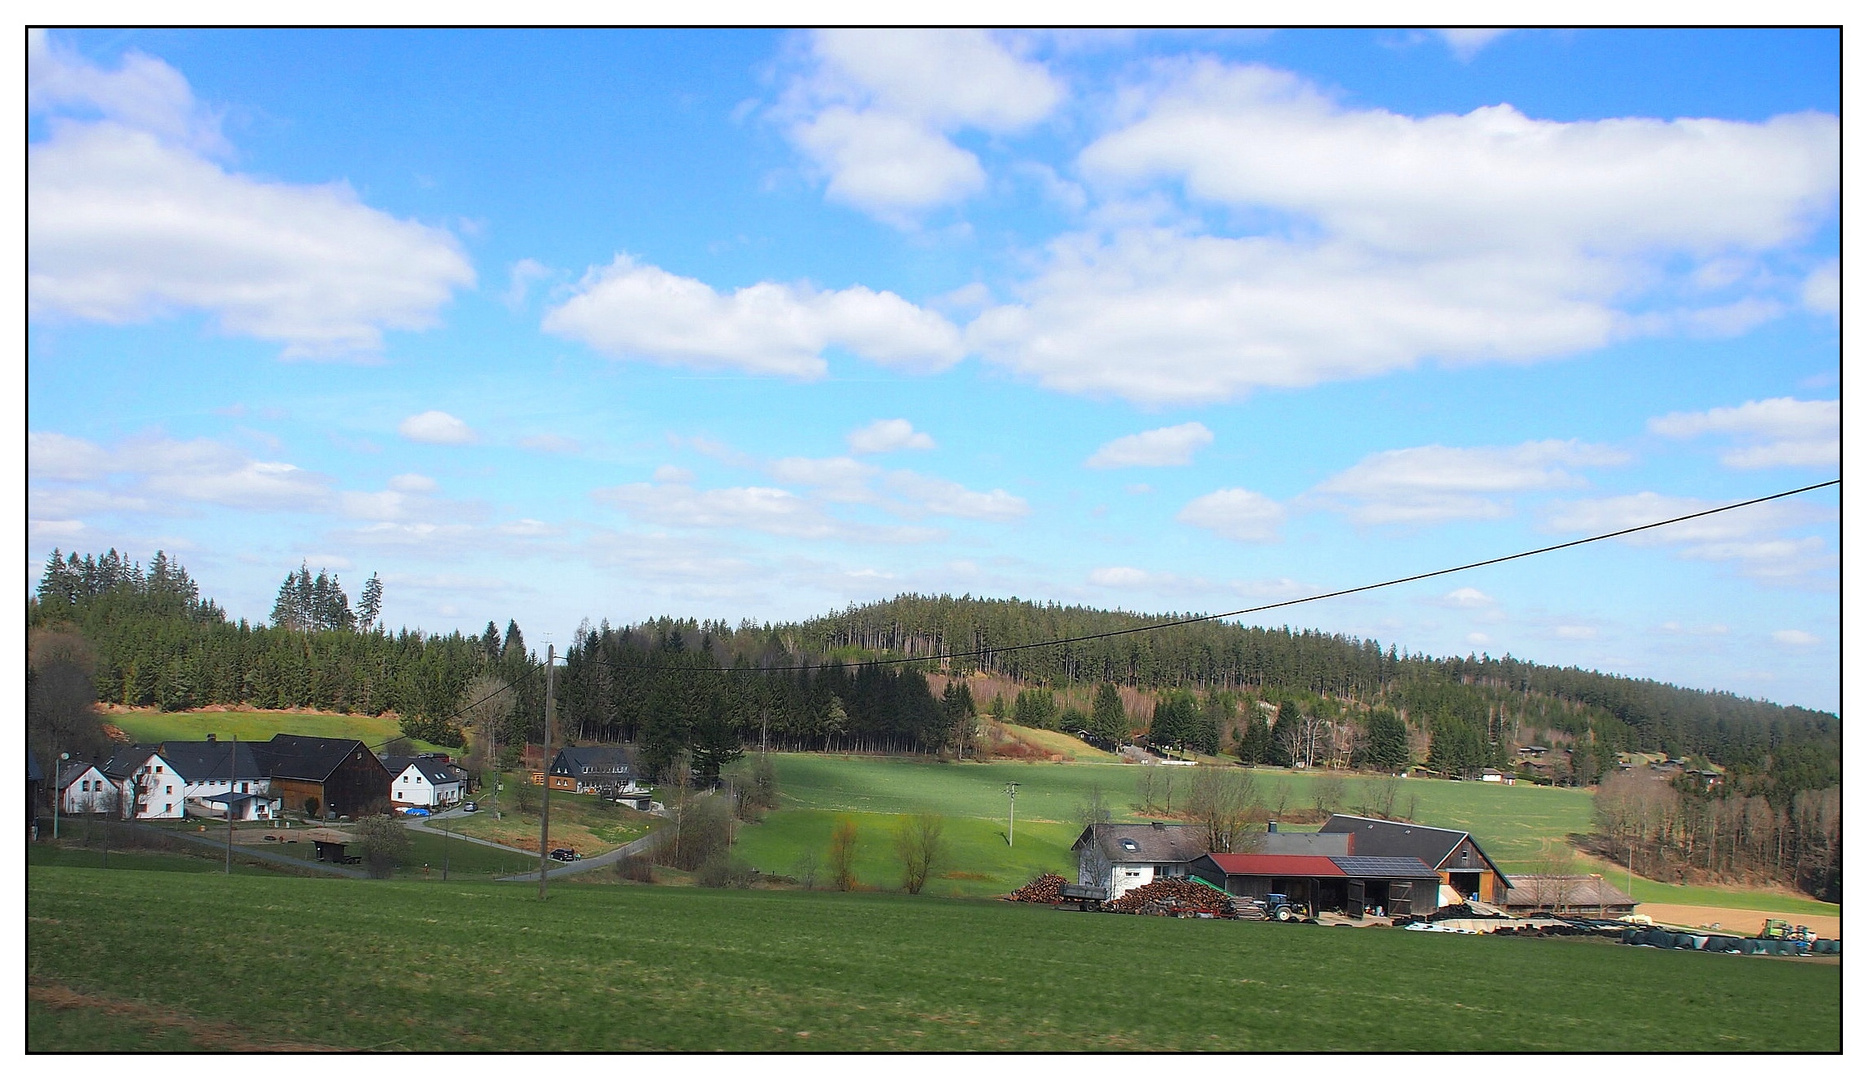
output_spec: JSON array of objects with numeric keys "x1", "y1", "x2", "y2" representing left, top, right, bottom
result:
[{"x1": 26, "y1": 866, "x2": 1841, "y2": 1053}]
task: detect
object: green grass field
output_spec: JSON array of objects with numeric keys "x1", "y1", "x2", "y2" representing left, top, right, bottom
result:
[
  {"x1": 26, "y1": 866, "x2": 1839, "y2": 1052},
  {"x1": 107, "y1": 708, "x2": 460, "y2": 753}
]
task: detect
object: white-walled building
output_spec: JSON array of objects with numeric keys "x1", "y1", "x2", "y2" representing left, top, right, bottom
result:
[
  {"x1": 384, "y1": 756, "x2": 468, "y2": 808},
  {"x1": 56, "y1": 762, "x2": 118, "y2": 816}
]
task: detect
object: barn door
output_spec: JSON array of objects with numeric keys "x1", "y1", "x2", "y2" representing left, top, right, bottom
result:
[
  {"x1": 1347, "y1": 880, "x2": 1365, "y2": 918},
  {"x1": 1389, "y1": 881, "x2": 1412, "y2": 916}
]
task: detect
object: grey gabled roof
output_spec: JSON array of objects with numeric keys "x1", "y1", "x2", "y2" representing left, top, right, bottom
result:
[
  {"x1": 550, "y1": 745, "x2": 634, "y2": 778},
  {"x1": 385, "y1": 757, "x2": 466, "y2": 786},
  {"x1": 1072, "y1": 822, "x2": 1207, "y2": 864},
  {"x1": 98, "y1": 745, "x2": 161, "y2": 780},
  {"x1": 155, "y1": 740, "x2": 270, "y2": 783},
  {"x1": 1320, "y1": 813, "x2": 1510, "y2": 887},
  {"x1": 1257, "y1": 830, "x2": 1352, "y2": 856},
  {"x1": 257, "y1": 734, "x2": 383, "y2": 783},
  {"x1": 56, "y1": 761, "x2": 108, "y2": 790}
]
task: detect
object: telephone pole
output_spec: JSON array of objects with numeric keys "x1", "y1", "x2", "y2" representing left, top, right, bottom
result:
[
  {"x1": 537, "y1": 642, "x2": 556, "y2": 901},
  {"x1": 1005, "y1": 781, "x2": 1019, "y2": 847},
  {"x1": 226, "y1": 733, "x2": 236, "y2": 874}
]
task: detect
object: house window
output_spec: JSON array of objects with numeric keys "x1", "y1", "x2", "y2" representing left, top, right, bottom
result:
[{"x1": 165, "y1": 785, "x2": 173, "y2": 794}]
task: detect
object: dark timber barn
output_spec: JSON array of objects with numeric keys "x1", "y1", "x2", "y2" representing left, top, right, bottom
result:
[{"x1": 1190, "y1": 853, "x2": 1443, "y2": 918}]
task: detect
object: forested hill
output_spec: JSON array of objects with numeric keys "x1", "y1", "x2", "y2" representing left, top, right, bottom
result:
[{"x1": 789, "y1": 594, "x2": 1837, "y2": 787}]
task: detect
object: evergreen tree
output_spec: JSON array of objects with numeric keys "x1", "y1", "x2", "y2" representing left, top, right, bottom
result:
[
  {"x1": 1236, "y1": 705, "x2": 1273, "y2": 765},
  {"x1": 356, "y1": 573, "x2": 384, "y2": 631},
  {"x1": 1362, "y1": 707, "x2": 1410, "y2": 771},
  {"x1": 1089, "y1": 682, "x2": 1129, "y2": 747}
]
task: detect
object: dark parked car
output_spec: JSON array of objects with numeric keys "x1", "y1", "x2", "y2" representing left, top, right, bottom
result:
[{"x1": 549, "y1": 847, "x2": 580, "y2": 861}]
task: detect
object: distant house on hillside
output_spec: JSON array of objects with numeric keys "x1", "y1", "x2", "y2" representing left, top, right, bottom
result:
[
  {"x1": 1072, "y1": 822, "x2": 1207, "y2": 901},
  {"x1": 547, "y1": 746, "x2": 640, "y2": 796},
  {"x1": 1320, "y1": 814, "x2": 1512, "y2": 905},
  {"x1": 99, "y1": 746, "x2": 183, "y2": 819},
  {"x1": 384, "y1": 755, "x2": 468, "y2": 808},
  {"x1": 94, "y1": 737, "x2": 281, "y2": 820}
]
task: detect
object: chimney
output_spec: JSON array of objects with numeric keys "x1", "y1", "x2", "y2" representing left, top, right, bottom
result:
[{"x1": 1267, "y1": 820, "x2": 1278, "y2": 833}]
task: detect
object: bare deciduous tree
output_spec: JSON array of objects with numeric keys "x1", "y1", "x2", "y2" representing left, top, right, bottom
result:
[
  {"x1": 893, "y1": 811, "x2": 948, "y2": 895},
  {"x1": 1186, "y1": 767, "x2": 1259, "y2": 853},
  {"x1": 827, "y1": 816, "x2": 860, "y2": 891}
]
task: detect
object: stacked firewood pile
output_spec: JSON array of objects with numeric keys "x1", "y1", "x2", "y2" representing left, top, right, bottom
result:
[
  {"x1": 1106, "y1": 878, "x2": 1237, "y2": 917},
  {"x1": 1003, "y1": 873, "x2": 1069, "y2": 903}
]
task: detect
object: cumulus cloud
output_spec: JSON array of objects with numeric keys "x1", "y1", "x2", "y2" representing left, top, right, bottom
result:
[
  {"x1": 967, "y1": 60, "x2": 1836, "y2": 405},
  {"x1": 1312, "y1": 439, "x2": 1630, "y2": 525},
  {"x1": 1176, "y1": 488, "x2": 1285, "y2": 542},
  {"x1": 398, "y1": 411, "x2": 478, "y2": 445},
  {"x1": 1772, "y1": 629, "x2": 1818, "y2": 646},
  {"x1": 542, "y1": 254, "x2": 964, "y2": 376},
  {"x1": 1802, "y1": 258, "x2": 1839, "y2": 314},
  {"x1": 1442, "y1": 587, "x2": 1495, "y2": 608},
  {"x1": 1649, "y1": 397, "x2": 1839, "y2": 469},
  {"x1": 29, "y1": 431, "x2": 336, "y2": 517},
  {"x1": 777, "y1": 29, "x2": 1063, "y2": 222},
  {"x1": 592, "y1": 479, "x2": 939, "y2": 543},
  {"x1": 848, "y1": 418, "x2": 936, "y2": 454},
  {"x1": 1543, "y1": 490, "x2": 1836, "y2": 587},
  {"x1": 28, "y1": 34, "x2": 473, "y2": 357},
  {"x1": 1085, "y1": 421, "x2": 1213, "y2": 468}
]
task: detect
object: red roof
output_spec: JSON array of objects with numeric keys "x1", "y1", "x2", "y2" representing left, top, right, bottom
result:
[{"x1": 1202, "y1": 854, "x2": 1346, "y2": 877}]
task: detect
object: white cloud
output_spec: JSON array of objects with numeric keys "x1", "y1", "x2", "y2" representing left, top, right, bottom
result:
[
  {"x1": 27, "y1": 30, "x2": 225, "y2": 154},
  {"x1": 1553, "y1": 625, "x2": 1598, "y2": 640},
  {"x1": 542, "y1": 254, "x2": 964, "y2": 376},
  {"x1": 966, "y1": 60, "x2": 1836, "y2": 404},
  {"x1": 1176, "y1": 488, "x2": 1285, "y2": 543},
  {"x1": 884, "y1": 471, "x2": 1029, "y2": 520},
  {"x1": 28, "y1": 36, "x2": 473, "y2": 357},
  {"x1": 518, "y1": 434, "x2": 582, "y2": 455},
  {"x1": 769, "y1": 456, "x2": 881, "y2": 503},
  {"x1": 848, "y1": 418, "x2": 936, "y2": 454},
  {"x1": 398, "y1": 411, "x2": 478, "y2": 445},
  {"x1": 27, "y1": 431, "x2": 114, "y2": 481},
  {"x1": 777, "y1": 29, "x2": 1063, "y2": 222},
  {"x1": 1089, "y1": 566, "x2": 1155, "y2": 588},
  {"x1": 1772, "y1": 629, "x2": 1819, "y2": 646},
  {"x1": 388, "y1": 473, "x2": 437, "y2": 493},
  {"x1": 1442, "y1": 587, "x2": 1495, "y2": 608},
  {"x1": 1543, "y1": 491, "x2": 1835, "y2": 587},
  {"x1": 1436, "y1": 29, "x2": 1512, "y2": 61},
  {"x1": 592, "y1": 479, "x2": 937, "y2": 542},
  {"x1": 1085, "y1": 421, "x2": 1213, "y2": 468},
  {"x1": 1649, "y1": 397, "x2": 1839, "y2": 469},
  {"x1": 1313, "y1": 439, "x2": 1629, "y2": 525},
  {"x1": 504, "y1": 258, "x2": 552, "y2": 310},
  {"x1": 30, "y1": 432, "x2": 337, "y2": 517},
  {"x1": 1802, "y1": 258, "x2": 1839, "y2": 314}
]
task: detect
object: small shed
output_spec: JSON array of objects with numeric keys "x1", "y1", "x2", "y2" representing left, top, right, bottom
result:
[
  {"x1": 1504, "y1": 875, "x2": 1636, "y2": 916},
  {"x1": 300, "y1": 827, "x2": 360, "y2": 864}
]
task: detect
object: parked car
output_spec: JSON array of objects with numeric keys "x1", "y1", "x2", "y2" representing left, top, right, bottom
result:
[
  {"x1": 400, "y1": 807, "x2": 431, "y2": 817},
  {"x1": 549, "y1": 847, "x2": 580, "y2": 861},
  {"x1": 461, "y1": 802, "x2": 478, "y2": 813}
]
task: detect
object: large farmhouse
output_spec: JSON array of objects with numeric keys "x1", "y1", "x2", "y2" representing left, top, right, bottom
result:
[
  {"x1": 260, "y1": 735, "x2": 391, "y2": 818},
  {"x1": 1189, "y1": 852, "x2": 1443, "y2": 918},
  {"x1": 1320, "y1": 814, "x2": 1512, "y2": 905},
  {"x1": 547, "y1": 745, "x2": 642, "y2": 797}
]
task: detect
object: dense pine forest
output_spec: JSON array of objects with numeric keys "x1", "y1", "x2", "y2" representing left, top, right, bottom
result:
[{"x1": 28, "y1": 550, "x2": 1841, "y2": 897}]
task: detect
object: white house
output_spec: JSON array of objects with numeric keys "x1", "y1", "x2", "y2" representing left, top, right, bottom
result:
[
  {"x1": 1071, "y1": 821, "x2": 1210, "y2": 901},
  {"x1": 100, "y1": 747, "x2": 185, "y2": 820},
  {"x1": 385, "y1": 756, "x2": 467, "y2": 808},
  {"x1": 56, "y1": 762, "x2": 118, "y2": 816}
]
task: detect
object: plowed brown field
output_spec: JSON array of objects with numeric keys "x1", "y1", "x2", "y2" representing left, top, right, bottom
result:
[{"x1": 1638, "y1": 903, "x2": 1840, "y2": 939}]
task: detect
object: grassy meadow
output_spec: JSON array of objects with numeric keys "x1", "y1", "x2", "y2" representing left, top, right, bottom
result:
[
  {"x1": 107, "y1": 707, "x2": 461, "y2": 754},
  {"x1": 27, "y1": 866, "x2": 1840, "y2": 1052}
]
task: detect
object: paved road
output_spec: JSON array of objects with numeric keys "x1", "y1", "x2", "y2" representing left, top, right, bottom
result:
[{"x1": 401, "y1": 807, "x2": 669, "y2": 882}]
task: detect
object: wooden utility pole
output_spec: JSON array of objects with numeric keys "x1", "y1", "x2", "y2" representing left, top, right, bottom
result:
[
  {"x1": 1005, "y1": 781, "x2": 1019, "y2": 847},
  {"x1": 537, "y1": 643, "x2": 555, "y2": 900},
  {"x1": 226, "y1": 734, "x2": 236, "y2": 874}
]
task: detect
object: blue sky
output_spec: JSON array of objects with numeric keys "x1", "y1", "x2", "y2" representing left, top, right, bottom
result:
[{"x1": 24, "y1": 28, "x2": 1840, "y2": 710}]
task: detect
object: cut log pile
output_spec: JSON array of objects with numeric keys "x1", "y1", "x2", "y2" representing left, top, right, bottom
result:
[
  {"x1": 1003, "y1": 873, "x2": 1068, "y2": 903},
  {"x1": 1106, "y1": 878, "x2": 1237, "y2": 917}
]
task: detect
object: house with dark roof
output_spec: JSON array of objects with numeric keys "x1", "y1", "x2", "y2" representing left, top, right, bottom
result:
[
  {"x1": 547, "y1": 745, "x2": 640, "y2": 796},
  {"x1": 384, "y1": 755, "x2": 468, "y2": 808},
  {"x1": 55, "y1": 761, "x2": 118, "y2": 816},
  {"x1": 254, "y1": 735, "x2": 390, "y2": 819},
  {"x1": 90, "y1": 737, "x2": 282, "y2": 820},
  {"x1": 1072, "y1": 822, "x2": 1208, "y2": 900},
  {"x1": 98, "y1": 746, "x2": 184, "y2": 819},
  {"x1": 1320, "y1": 814, "x2": 1512, "y2": 904}
]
